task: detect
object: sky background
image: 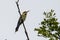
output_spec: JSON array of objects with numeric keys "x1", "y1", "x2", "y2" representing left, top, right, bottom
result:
[{"x1": 0, "y1": 0, "x2": 60, "y2": 40}]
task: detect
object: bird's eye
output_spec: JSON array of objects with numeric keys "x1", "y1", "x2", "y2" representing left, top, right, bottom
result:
[{"x1": 25, "y1": 13, "x2": 26, "y2": 15}]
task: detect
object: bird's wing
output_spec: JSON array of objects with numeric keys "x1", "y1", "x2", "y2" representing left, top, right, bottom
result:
[{"x1": 15, "y1": 16, "x2": 23, "y2": 32}]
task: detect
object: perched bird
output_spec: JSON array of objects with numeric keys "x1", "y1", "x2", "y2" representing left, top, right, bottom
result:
[{"x1": 15, "y1": 10, "x2": 29, "y2": 32}]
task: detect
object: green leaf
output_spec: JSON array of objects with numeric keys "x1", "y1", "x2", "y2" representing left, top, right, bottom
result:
[{"x1": 34, "y1": 9, "x2": 59, "y2": 40}]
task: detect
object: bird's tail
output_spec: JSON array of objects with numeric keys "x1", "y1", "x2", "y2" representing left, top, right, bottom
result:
[{"x1": 15, "y1": 23, "x2": 21, "y2": 32}]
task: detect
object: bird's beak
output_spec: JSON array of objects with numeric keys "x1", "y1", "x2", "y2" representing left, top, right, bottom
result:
[{"x1": 26, "y1": 10, "x2": 29, "y2": 13}]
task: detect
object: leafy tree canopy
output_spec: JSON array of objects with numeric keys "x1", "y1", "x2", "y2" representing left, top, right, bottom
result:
[{"x1": 35, "y1": 9, "x2": 60, "y2": 40}]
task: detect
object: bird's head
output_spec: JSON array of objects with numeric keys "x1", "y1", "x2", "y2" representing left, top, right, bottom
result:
[{"x1": 22, "y1": 10, "x2": 29, "y2": 15}]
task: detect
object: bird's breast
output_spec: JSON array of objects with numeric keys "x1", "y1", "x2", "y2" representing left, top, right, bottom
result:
[{"x1": 22, "y1": 15, "x2": 27, "y2": 21}]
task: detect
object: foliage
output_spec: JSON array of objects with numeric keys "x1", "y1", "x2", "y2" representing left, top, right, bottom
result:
[{"x1": 35, "y1": 9, "x2": 60, "y2": 40}]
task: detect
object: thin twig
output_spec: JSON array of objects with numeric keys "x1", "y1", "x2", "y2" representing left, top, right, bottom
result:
[
  {"x1": 23, "y1": 23, "x2": 29, "y2": 40},
  {"x1": 15, "y1": 0, "x2": 29, "y2": 40},
  {"x1": 16, "y1": 0, "x2": 21, "y2": 15}
]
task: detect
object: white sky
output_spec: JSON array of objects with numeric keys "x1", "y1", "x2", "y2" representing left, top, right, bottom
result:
[{"x1": 0, "y1": 0, "x2": 60, "y2": 40}]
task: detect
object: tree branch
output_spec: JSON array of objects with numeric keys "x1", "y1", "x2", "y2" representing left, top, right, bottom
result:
[{"x1": 15, "y1": 0, "x2": 29, "y2": 40}]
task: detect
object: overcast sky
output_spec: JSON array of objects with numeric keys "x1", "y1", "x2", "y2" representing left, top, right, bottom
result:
[{"x1": 0, "y1": 0, "x2": 60, "y2": 40}]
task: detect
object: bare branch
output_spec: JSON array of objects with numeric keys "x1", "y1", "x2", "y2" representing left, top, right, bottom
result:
[
  {"x1": 15, "y1": 0, "x2": 29, "y2": 40},
  {"x1": 16, "y1": 0, "x2": 21, "y2": 15}
]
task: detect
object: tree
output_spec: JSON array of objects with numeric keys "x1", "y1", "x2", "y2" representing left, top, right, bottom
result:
[{"x1": 35, "y1": 9, "x2": 60, "y2": 40}]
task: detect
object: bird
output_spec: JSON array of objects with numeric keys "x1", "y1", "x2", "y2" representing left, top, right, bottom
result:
[{"x1": 15, "y1": 10, "x2": 29, "y2": 32}]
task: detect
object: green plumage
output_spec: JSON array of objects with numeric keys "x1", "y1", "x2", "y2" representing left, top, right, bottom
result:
[{"x1": 15, "y1": 11, "x2": 29, "y2": 32}]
